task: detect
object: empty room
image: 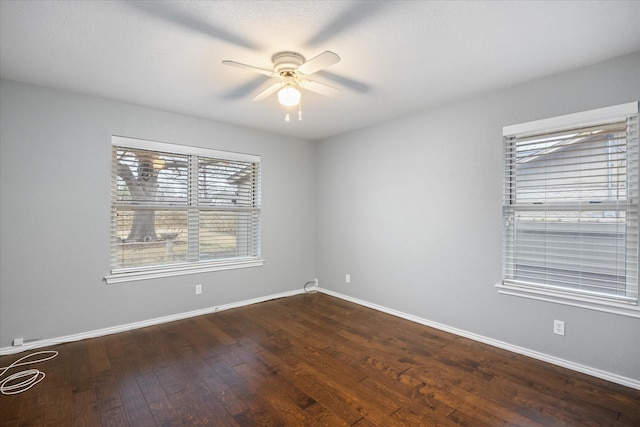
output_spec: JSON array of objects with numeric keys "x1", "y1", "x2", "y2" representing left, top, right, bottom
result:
[{"x1": 1, "y1": 1, "x2": 639, "y2": 425}]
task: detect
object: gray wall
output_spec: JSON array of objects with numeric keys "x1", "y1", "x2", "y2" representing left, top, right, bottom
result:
[
  {"x1": 315, "y1": 52, "x2": 640, "y2": 380},
  {"x1": 0, "y1": 79, "x2": 316, "y2": 348}
]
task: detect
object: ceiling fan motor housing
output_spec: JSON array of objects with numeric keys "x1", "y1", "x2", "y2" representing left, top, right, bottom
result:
[{"x1": 272, "y1": 51, "x2": 305, "y2": 76}]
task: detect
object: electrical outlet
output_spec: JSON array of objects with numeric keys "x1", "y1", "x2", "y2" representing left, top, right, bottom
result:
[
  {"x1": 553, "y1": 320, "x2": 565, "y2": 336},
  {"x1": 195, "y1": 284, "x2": 202, "y2": 295},
  {"x1": 345, "y1": 274, "x2": 351, "y2": 283},
  {"x1": 13, "y1": 337, "x2": 23, "y2": 346}
]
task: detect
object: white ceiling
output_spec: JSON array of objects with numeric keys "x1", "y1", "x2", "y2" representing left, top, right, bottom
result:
[{"x1": 1, "y1": 1, "x2": 639, "y2": 140}]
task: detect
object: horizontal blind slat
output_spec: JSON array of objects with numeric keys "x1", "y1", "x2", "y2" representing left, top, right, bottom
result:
[
  {"x1": 503, "y1": 105, "x2": 639, "y2": 304},
  {"x1": 111, "y1": 142, "x2": 261, "y2": 273}
]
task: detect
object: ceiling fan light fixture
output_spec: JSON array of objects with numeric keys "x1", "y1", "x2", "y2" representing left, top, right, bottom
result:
[{"x1": 278, "y1": 84, "x2": 301, "y2": 106}]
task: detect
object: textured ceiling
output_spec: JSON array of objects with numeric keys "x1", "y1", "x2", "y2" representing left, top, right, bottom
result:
[{"x1": 1, "y1": 1, "x2": 639, "y2": 140}]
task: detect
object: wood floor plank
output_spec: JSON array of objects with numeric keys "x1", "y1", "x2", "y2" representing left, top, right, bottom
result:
[
  {"x1": 0, "y1": 394, "x2": 21, "y2": 425},
  {"x1": 99, "y1": 405, "x2": 129, "y2": 427},
  {"x1": 302, "y1": 401, "x2": 351, "y2": 426},
  {"x1": 94, "y1": 370, "x2": 123, "y2": 414},
  {"x1": 17, "y1": 394, "x2": 47, "y2": 426},
  {"x1": 44, "y1": 386, "x2": 73, "y2": 426},
  {"x1": 284, "y1": 361, "x2": 369, "y2": 425},
  {"x1": 201, "y1": 359, "x2": 249, "y2": 416},
  {"x1": 70, "y1": 341, "x2": 96, "y2": 394},
  {"x1": 245, "y1": 344, "x2": 364, "y2": 425},
  {"x1": 115, "y1": 374, "x2": 157, "y2": 426},
  {"x1": 1, "y1": 292, "x2": 639, "y2": 426},
  {"x1": 183, "y1": 379, "x2": 240, "y2": 427},
  {"x1": 167, "y1": 388, "x2": 212, "y2": 426},
  {"x1": 135, "y1": 371, "x2": 181, "y2": 426},
  {"x1": 230, "y1": 343, "x2": 317, "y2": 412},
  {"x1": 233, "y1": 362, "x2": 311, "y2": 424},
  {"x1": 71, "y1": 388, "x2": 101, "y2": 427}
]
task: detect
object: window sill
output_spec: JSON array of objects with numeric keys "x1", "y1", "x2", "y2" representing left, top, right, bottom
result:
[
  {"x1": 495, "y1": 283, "x2": 640, "y2": 318},
  {"x1": 104, "y1": 258, "x2": 264, "y2": 284}
]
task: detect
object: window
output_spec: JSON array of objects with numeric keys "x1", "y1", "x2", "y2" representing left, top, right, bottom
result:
[
  {"x1": 498, "y1": 102, "x2": 639, "y2": 316},
  {"x1": 105, "y1": 136, "x2": 262, "y2": 284}
]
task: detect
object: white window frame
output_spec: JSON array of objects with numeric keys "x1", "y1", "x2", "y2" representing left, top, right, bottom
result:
[
  {"x1": 496, "y1": 102, "x2": 640, "y2": 318},
  {"x1": 105, "y1": 136, "x2": 263, "y2": 284}
]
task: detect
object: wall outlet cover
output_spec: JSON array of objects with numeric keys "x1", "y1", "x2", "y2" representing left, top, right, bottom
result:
[{"x1": 553, "y1": 320, "x2": 565, "y2": 336}]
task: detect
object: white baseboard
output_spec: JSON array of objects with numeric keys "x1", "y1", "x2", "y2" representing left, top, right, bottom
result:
[
  {"x1": 316, "y1": 287, "x2": 640, "y2": 391},
  {"x1": 3, "y1": 286, "x2": 637, "y2": 391},
  {"x1": 0, "y1": 289, "x2": 304, "y2": 356}
]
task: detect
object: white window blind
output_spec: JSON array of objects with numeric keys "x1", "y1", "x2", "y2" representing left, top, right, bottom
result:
[
  {"x1": 106, "y1": 136, "x2": 261, "y2": 283},
  {"x1": 502, "y1": 103, "x2": 639, "y2": 308}
]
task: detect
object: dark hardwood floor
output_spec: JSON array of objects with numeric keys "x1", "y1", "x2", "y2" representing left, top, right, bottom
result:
[{"x1": 1, "y1": 292, "x2": 639, "y2": 426}]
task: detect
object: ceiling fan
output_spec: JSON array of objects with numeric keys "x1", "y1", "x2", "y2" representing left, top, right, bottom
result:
[{"x1": 222, "y1": 51, "x2": 342, "y2": 108}]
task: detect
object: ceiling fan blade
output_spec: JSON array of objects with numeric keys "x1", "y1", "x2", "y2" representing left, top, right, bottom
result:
[
  {"x1": 222, "y1": 60, "x2": 276, "y2": 77},
  {"x1": 299, "y1": 79, "x2": 342, "y2": 97},
  {"x1": 127, "y1": 1, "x2": 260, "y2": 50},
  {"x1": 297, "y1": 51, "x2": 341, "y2": 75},
  {"x1": 252, "y1": 82, "x2": 284, "y2": 102},
  {"x1": 316, "y1": 70, "x2": 370, "y2": 93},
  {"x1": 222, "y1": 76, "x2": 269, "y2": 99},
  {"x1": 306, "y1": 2, "x2": 387, "y2": 47}
]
